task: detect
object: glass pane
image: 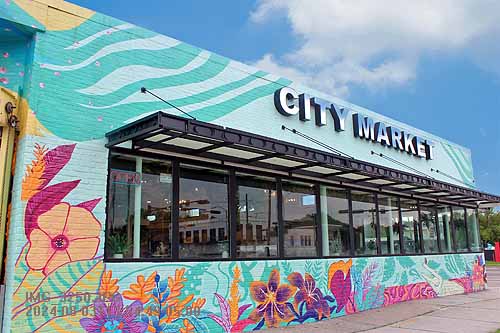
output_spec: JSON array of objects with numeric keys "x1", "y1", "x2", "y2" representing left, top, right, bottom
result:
[
  {"x1": 107, "y1": 155, "x2": 172, "y2": 259},
  {"x1": 420, "y1": 205, "x2": 439, "y2": 253},
  {"x1": 179, "y1": 165, "x2": 229, "y2": 259},
  {"x1": 352, "y1": 191, "x2": 377, "y2": 255},
  {"x1": 467, "y1": 209, "x2": 481, "y2": 251},
  {"x1": 283, "y1": 181, "x2": 317, "y2": 257},
  {"x1": 453, "y1": 206, "x2": 468, "y2": 252},
  {"x1": 437, "y1": 206, "x2": 452, "y2": 252},
  {"x1": 378, "y1": 195, "x2": 401, "y2": 255},
  {"x1": 320, "y1": 186, "x2": 350, "y2": 257},
  {"x1": 236, "y1": 174, "x2": 278, "y2": 258},
  {"x1": 401, "y1": 199, "x2": 420, "y2": 254}
]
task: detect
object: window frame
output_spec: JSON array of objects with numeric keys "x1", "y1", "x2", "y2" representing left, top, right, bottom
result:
[{"x1": 104, "y1": 149, "x2": 482, "y2": 263}]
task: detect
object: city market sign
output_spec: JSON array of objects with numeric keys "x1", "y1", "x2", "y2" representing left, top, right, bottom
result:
[{"x1": 274, "y1": 87, "x2": 435, "y2": 160}]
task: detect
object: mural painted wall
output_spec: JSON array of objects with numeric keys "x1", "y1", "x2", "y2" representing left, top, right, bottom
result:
[
  {"x1": 7, "y1": 142, "x2": 488, "y2": 332},
  {"x1": 0, "y1": 1, "x2": 487, "y2": 332}
]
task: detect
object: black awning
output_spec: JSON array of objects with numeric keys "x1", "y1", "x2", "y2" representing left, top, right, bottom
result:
[{"x1": 106, "y1": 112, "x2": 500, "y2": 208}]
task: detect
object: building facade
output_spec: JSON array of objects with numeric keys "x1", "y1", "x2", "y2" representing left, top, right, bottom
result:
[{"x1": 0, "y1": 1, "x2": 497, "y2": 332}]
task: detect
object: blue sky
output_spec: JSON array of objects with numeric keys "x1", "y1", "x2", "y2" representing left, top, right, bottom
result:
[{"x1": 72, "y1": 0, "x2": 500, "y2": 195}]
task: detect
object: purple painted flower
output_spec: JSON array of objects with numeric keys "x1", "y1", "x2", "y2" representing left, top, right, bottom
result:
[
  {"x1": 288, "y1": 272, "x2": 330, "y2": 319},
  {"x1": 80, "y1": 293, "x2": 147, "y2": 333},
  {"x1": 248, "y1": 269, "x2": 296, "y2": 328}
]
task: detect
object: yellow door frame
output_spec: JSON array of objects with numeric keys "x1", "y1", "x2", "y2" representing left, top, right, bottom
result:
[{"x1": 0, "y1": 88, "x2": 18, "y2": 280}]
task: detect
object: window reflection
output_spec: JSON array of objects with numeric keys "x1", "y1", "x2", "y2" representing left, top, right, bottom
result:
[
  {"x1": 453, "y1": 206, "x2": 468, "y2": 252},
  {"x1": 179, "y1": 165, "x2": 229, "y2": 259},
  {"x1": 467, "y1": 208, "x2": 481, "y2": 251},
  {"x1": 282, "y1": 181, "x2": 317, "y2": 257},
  {"x1": 378, "y1": 195, "x2": 401, "y2": 255},
  {"x1": 437, "y1": 206, "x2": 452, "y2": 252},
  {"x1": 236, "y1": 174, "x2": 278, "y2": 258},
  {"x1": 107, "y1": 155, "x2": 172, "y2": 259},
  {"x1": 420, "y1": 204, "x2": 439, "y2": 253},
  {"x1": 320, "y1": 186, "x2": 350, "y2": 256},
  {"x1": 401, "y1": 199, "x2": 420, "y2": 254},
  {"x1": 352, "y1": 191, "x2": 377, "y2": 255}
]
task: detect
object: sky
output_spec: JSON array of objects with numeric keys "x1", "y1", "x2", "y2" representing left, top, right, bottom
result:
[{"x1": 72, "y1": 0, "x2": 500, "y2": 195}]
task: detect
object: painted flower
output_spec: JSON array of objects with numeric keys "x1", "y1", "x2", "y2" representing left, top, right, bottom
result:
[
  {"x1": 248, "y1": 269, "x2": 296, "y2": 328},
  {"x1": 328, "y1": 259, "x2": 352, "y2": 313},
  {"x1": 288, "y1": 272, "x2": 330, "y2": 320},
  {"x1": 26, "y1": 202, "x2": 101, "y2": 275},
  {"x1": 80, "y1": 293, "x2": 147, "y2": 333}
]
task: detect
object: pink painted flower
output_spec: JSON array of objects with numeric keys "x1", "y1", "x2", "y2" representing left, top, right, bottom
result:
[
  {"x1": 19, "y1": 71, "x2": 24, "y2": 77},
  {"x1": 54, "y1": 71, "x2": 61, "y2": 76},
  {"x1": 95, "y1": 61, "x2": 101, "y2": 67},
  {"x1": 26, "y1": 203, "x2": 101, "y2": 275},
  {"x1": 97, "y1": 116, "x2": 103, "y2": 122},
  {"x1": 0, "y1": 78, "x2": 8, "y2": 85},
  {"x1": 2, "y1": 52, "x2": 8, "y2": 58},
  {"x1": 39, "y1": 82, "x2": 45, "y2": 88},
  {"x1": 0, "y1": 67, "x2": 6, "y2": 74}
]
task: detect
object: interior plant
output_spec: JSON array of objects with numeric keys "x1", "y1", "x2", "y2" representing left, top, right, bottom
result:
[{"x1": 108, "y1": 233, "x2": 131, "y2": 259}]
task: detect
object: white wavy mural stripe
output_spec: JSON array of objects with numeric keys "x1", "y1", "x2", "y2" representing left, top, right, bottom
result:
[
  {"x1": 43, "y1": 35, "x2": 180, "y2": 71},
  {"x1": 77, "y1": 51, "x2": 212, "y2": 96},
  {"x1": 80, "y1": 63, "x2": 255, "y2": 109},
  {"x1": 64, "y1": 23, "x2": 136, "y2": 50},
  {"x1": 123, "y1": 73, "x2": 275, "y2": 123}
]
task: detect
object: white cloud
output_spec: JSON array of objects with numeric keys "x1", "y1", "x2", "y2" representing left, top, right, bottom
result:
[{"x1": 250, "y1": 0, "x2": 500, "y2": 97}]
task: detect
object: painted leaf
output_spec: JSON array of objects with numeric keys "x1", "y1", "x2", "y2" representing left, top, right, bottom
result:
[
  {"x1": 208, "y1": 313, "x2": 231, "y2": 332},
  {"x1": 185, "y1": 316, "x2": 210, "y2": 333},
  {"x1": 231, "y1": 319, "x2": 254, "y2": 332},
  {"x1": 382, "y1": 257, "x2": 396, "y2": 283},
  {"x1": 40, "y1": 144, "x2": 76, "y2": 188},
  {"x1": 11, "y1": 259, "x2": 103, "y2": 331},
  {"x1": 214, "y1": 293, "x2": 231, "y2": 323},
  {"x1": 238, "y1": 304, "x2": 251, "y2": 319},
  {"x1": 24, "y1": 180, "x2": 80, "y2": 236},
  {"x1": 329, "y1": 270, "x2": 352, "y2": 313},
  {"x1": 75, "y1": 198, "x2": 102, "y2": 212}
]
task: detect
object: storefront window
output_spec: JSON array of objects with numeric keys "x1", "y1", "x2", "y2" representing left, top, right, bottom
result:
[
  {"x1": 320, "y1": 186, "x2": 350, "y2": 257},
  {"x1": 453, "y1": 206, "x2": 468, "y2": 252},
  {"x1": 437, "y1": 206, "x2": 452, "y2": 252},
  {"x1": 282, "y1": 181, "x2": 317, "y2": 257},
  {"x1": 378, "y1": 195, "x2": 401, "y2": 255},
  {"x1": 179, "y1": 165, "x2": 229, "y2": 259},
  {"x1": 467, "y1": 209, "x2": 481, "y2": 251},
  {"x1": 352, "y1": 191, "x2": 377, "y2": 255},
  {"x1": 420, "y1": 204, "x2": 439, "y2": 253},
  {"x1": 236, "y1": 174, "x2": 278, "y2": 258},
  {"x1": 106, "y1": 155, "x2": 172, "y2": 259},
  {"x1": 401, "y1": 199, "x2": 420, "y2": 254}
]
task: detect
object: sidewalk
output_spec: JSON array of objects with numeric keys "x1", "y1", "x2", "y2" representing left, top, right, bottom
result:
[{"x1": 265, "y1": 266, "x2": 500, "y2": 333}]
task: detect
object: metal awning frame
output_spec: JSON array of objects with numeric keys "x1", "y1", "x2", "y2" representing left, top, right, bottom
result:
[{"x1": 106, "y1": 112, "x2": 500, "y2": 208}]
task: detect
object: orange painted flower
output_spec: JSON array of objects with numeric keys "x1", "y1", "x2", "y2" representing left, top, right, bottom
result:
[
  {"x1": 25, "y1": 202, "x2": 101, "y2": 275},
  {"x1": 99, "y1": 270, "x2": 120, "y2": 299}
]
